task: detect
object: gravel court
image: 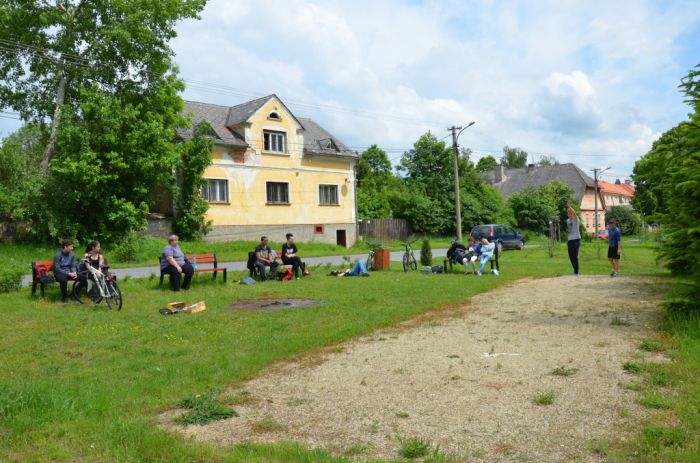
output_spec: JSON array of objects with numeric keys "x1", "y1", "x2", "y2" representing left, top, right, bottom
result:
[{"x1": 164, "y1": 275, "x2": 666, "y2": 462}]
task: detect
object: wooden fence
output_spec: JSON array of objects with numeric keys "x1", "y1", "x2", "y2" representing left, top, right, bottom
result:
[{"x1": 357, "y1": 218, "x2": 410, "y2": 243}]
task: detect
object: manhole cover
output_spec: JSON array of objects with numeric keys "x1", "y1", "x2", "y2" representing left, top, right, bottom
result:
[{"x1": 229, "y1": 298, "x2": 325, "y2": 311}]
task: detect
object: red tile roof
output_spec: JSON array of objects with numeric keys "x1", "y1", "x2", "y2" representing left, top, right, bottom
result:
[{"x1": 599, "y1": 180, "x2": 635, "y2": 197}]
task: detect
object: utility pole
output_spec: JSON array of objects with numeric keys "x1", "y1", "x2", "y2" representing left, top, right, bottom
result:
[
  {"x1": 591, "y1": 166, "x2": 610, "y2": 257},
  {"x1": 448, "y1": 122, "x2": 475, "y2": 242}
]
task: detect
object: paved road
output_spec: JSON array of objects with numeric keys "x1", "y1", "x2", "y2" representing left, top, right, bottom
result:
[{"x1": 22, "y1": 249, "x2": 450, "y2": 286}]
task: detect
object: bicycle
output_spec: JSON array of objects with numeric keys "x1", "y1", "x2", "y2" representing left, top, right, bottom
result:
[
  {"x1": 364, "y1": 241, "x2": 382, "y2": 271},
  {"x1": 72, "y1": 262, "x2": 123, "y2": 310},
  {"x1": 401, "y1": 239, "x2": 418, "y2": 272}
]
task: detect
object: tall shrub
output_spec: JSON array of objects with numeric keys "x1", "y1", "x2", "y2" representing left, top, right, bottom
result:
[{"x1": 420, "y1": 238, "x2": 432, "y2": 266}]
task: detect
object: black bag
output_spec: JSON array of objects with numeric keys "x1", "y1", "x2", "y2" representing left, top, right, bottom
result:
[{"x1": 431, "y1": 265, "x2": 444, "y2": 274}]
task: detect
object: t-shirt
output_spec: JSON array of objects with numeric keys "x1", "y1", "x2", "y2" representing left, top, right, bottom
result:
[
  {"x1": 567, "y1": 218, "x2": 581, "y2": 241},
  {"x1": 161, "y1": 245, "x2": 185, "y2": 269},
  {"x1": 608, "y1": 226, "x2": 621, "y2": 248},
  {"x1": 255, "y1": 244, "x2": 272, "y2": 263},
  {"x1": 281, "y1": 243, "x2": 298, "y2": 259}
]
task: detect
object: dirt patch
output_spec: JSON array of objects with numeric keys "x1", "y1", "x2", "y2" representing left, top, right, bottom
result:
[
  {"x1": 164, "y1": 276, "x2": 668, "y2": 462},
  {"x1": 228, "y1": 298, "x2": 325, "y2": 311}
]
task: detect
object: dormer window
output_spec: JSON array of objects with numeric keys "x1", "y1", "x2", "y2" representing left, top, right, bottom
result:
[
  {"x1": 319, "y1": 138, "x2": 338, "y2": 151},
  {"x1": 268, "y1": 111, "x2": 282, "y2": 121},
  {"x1": 263, "y1": 130, "x2": 286, "y2": 153}
]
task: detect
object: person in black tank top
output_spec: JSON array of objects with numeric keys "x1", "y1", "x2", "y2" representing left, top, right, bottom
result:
[{"x1": 281, "y1": 233, "x2": 309, "y2": 279}]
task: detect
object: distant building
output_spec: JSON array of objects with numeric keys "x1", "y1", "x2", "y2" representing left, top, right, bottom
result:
[
  {"x1": 599, "y1": 180, "x2": 635, "y2": 210},
  {"x1": 172, "y1": 94, "x2": 358, "y2": 246},
  {"x1": 485, "y1": 163, "x2": 605, "y2": 234}
]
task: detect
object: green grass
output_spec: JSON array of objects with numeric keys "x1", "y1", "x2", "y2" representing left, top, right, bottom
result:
[
  {"x1": 175, "y1": 391, "x2": 237, "y2": 425},
  {"x1": 0, "y1": 241, "x2": 671, "y2": 461},
  {"x1": 551, "y1": 365, "x2": 579, "y2": 377},
  {"x1": 533, "y1": 390, "x2": 555, "y2": 406},
  {"x1": 397, "y1": 435, "x2": 432, "y2": 458}
]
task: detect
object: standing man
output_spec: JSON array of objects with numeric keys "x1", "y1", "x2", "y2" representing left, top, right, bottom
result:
[
  {"x1": 281, "y1": 233, "x2": 310, "y2": 280},
  {"x1": 607, "y1": 218, "x2": 622, "y2": 277},
  {"x1": 255, "y1": 236, "x2": 278, "y2": 281},
  {"x1": 53, "y1": 239, "x2": 78, "y2": 303},
  {"x1": 567, "y1": 205, "x2": 581, "y2": 276}
]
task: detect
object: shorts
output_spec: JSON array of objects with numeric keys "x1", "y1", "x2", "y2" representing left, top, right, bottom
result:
[{"x1": 607, "y1": 247, "x2": 620, "y2": 260}]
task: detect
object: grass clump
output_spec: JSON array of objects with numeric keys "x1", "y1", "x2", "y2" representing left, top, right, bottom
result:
[
  {"x1": 642, "y1": 425, "x2": 687, "y2": 449},
  {"x1": 395, "y1": 411, "x2": 409, "y2": 418},
  {"x1": 533, "y1": 390, "x2": 555, "y2": 406},
  {"x1": 398, "y1": 435, "x2": 432, "y2": 458},
  {"x1": 251, "y1": 415, "x2": 287, "y2": 433},
  {"x1": 551, "y1": 365, "x2": 579, "y2": 376},
  {"x1": 343, "y1": 442, "x2": 371, "y2": 456},
  {"x1": 623, "y1": 361, "x2": 643, "y2": 374},
  {"x1": 639, "y1": 339, "x2": 664, "y2": 352},
  {"x1": 175, "y1": 391, "x2": 237, "y2": 425},
  {"x1": 611, "y1": 316, "x2": 633, "y2": 326},
  {"x1": 637, "y1": 391, "x2": 675, "y2": 410}
]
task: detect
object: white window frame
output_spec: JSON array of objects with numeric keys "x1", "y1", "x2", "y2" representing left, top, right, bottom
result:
[
  {"x1": 201, "y1": 179, "x2": 229, "y2": 203},
  {"x1": 319, "y1": 184, "x2": 339, "y2": 205},
  {"x1": 263, "y1": 130, "x2": 286, "y2": 153},
  {"x1": 266, "y1": 181, "x2": 290, "y2": 204}
]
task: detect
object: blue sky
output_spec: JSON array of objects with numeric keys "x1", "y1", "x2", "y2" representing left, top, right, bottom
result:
[{"x1": 2, "y1": 0, "x2": 699, "y2": 181}]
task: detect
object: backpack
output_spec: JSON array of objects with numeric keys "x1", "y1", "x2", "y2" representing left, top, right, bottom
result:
[
  {"x1": 431, "y1": 265, "x2": 444, "y2": 274},
  {"x1": 35, "y1": 265, "x2": 55, "y2": 284},
  {"x1": 277, "y1": 267, "x2": 293, "y2": 281}
]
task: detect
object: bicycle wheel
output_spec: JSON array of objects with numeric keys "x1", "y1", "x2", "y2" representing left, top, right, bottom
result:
[
  {"x1": 71, "y1": 279, "x2": 93, "y2": 303},
  {"x1": 366, "y1": 253, "x2": 374, "y2": 271},
  {"x1": 402, "y1": 254, "x2": 409, "y2": 272},
  {"x1": 105, "y1": 280, "x2": 122, "y2": 311},
  {"x1": 409, "y1": 253, "x2": 418, "y2": 270}
]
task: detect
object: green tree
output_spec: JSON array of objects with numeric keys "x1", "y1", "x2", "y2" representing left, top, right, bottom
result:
[
  {"x1": 632, "y1": 64, "x2": 700, "y2": 278},
  {"x1": 605, "y1": 206, "x2": 641, "y2": 236},
  {"x1": 356, "y1": 145, "x2": 395, "y2": 218},
  {"x1": 0, "y1": 0, "x2": 206, "y2": 173},
  {"x1": 42, "y1": 82, "x2": 185, "y2": 242},
  {"x1": 538, "y1": 155, "x2": 559, "y2": 167},
  {"x1": 507, "y1": 181, "x2": 575, "y2": 235},
  {"x1": 172, "y1": 122, "x2": 214, "y2": 240},
  {"x1": 501, "y1": 145, "x2": 528, "y2": 169},
  {"x1": 0, "y1": 124, "x2": 45, "y2": 222},
  {"x1": 475, "y1": 155, "x2": 497, "y2": 172},
  {"x1": 508, "y1": 186, "x2": 552, "y2": 233}
]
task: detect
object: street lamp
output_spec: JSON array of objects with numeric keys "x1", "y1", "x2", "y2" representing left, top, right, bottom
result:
[{"x1": 450, "y1": 121, "x2": 476, "y2": 241}]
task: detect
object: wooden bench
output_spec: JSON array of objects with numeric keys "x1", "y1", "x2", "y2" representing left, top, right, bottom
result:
[
  {"x1": 443, "y1": 247, "x2": 500, "y2": 273},
  {"x1": 31, "y1": 260, "x2": 56, "y2": 298},
  {"x1": 159, "y1": 253, "x2": 227, "y2": 286},
  {"x1": 246, "y1": 250, "x2": 291, "y2": 280}
]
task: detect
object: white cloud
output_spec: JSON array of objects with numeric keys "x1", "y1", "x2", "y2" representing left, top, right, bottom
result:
[{"x1": 167, "y1": 0, "x2": 700, "y2": 178}]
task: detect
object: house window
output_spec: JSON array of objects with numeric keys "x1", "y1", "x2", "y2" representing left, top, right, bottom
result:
[
  {"x1": 314, "y1": 225, "x2": 324, "y2": 234},
  {"x1": 266, "y1": 182, "x2": 289, "y2": 204},
  {"x1": 319, "y1": 184, "x2": 339, "y2": 205},
  {"x1": 268, "y1": 111, "x2": 281, "y2": 121},
  {"x1": 263, "y1": 130, "x2": 286, "y2": 152},
  {"x1": 201, "y1": 179, "x2": 228, "y2": 203}
]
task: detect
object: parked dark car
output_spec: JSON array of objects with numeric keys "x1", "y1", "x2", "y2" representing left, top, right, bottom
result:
[{"x1": 470, "y1": 224, "x2": 525, "y2": 253}]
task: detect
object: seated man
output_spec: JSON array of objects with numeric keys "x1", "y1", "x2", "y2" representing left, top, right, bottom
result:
[
  {"x1": 477, "y1": 238, "x2": 495, "y2": 276},
  {"x1": 281, "y1": 233, "x2": 310, "y2": 280},
  {"x1": 52, "y1": 238, "x2": 78, "y2": 304},
  {"x1": 255, "y1": 236, "x2": 278, "y2": 281}
]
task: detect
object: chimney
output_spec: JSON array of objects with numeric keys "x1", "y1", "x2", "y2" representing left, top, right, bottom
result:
[
  {"x1": 494, "y1": 164, "x2": 505, "y2": 183},
  {"x1": 526, "y1": 163, "x2": 535, "y2": 173},
  {"x1": 624, "y1": 179, "x2": 632, "y2": 185},
  {"x1": 615, "y1": 178, "x2": 621, "y2": 185}
]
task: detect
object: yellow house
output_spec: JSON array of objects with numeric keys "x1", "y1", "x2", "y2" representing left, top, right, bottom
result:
[{"x1": 178, "y1": 95, "x2": 358, "y2": 246}]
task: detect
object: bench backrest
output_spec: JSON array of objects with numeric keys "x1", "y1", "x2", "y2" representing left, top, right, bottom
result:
[
  {"x1": 187, "y1": 253, "x2": 217, "y2": 265},
  {"x1": 32, "y1": 260, "x2": 54, "y2": 279}
]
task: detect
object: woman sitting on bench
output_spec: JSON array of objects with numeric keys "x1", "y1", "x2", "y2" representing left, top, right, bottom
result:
[
  {"x1": 160, "y1": 235, "x2": 194, "y2": 291},
  {"x1": 74, "y1": 240, "x2": 110, "y2": 302}
]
